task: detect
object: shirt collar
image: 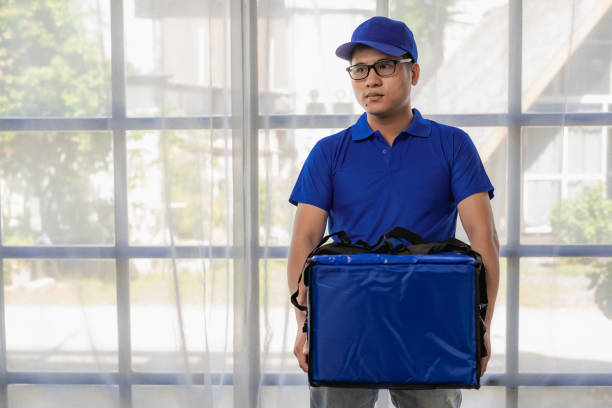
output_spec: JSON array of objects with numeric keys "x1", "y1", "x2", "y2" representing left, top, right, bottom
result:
[{"x1": 351, "y1": 108, "x2": 431, "y2": 141}]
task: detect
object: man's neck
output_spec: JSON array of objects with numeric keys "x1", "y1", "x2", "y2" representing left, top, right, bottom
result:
[{"x1": 366, "y1": 108, "x2": 414, "y2": 147}]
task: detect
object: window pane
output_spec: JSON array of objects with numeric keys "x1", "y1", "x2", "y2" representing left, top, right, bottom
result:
[
  {"x1": 567, "y1": 127, "x2": 603, "y2": 174},
  {"x1": 523, "y1": 1, "x2": 612, "y2": 113},
  {"x1": 521, "y1": 127, "x2": 610, "y2": 243},
  {"x1": 124, "y1": 0, "x2": 230, "y2": 117},
  {"x1": 391, "y1": 0, "x2": 509, "y2": 114},
  {"x1": 4, "y1": 260, "x2": 117, "y2": 372},
  {"x1": 260, "y1": 259, "x2": 301, "y2": 375},
  {"x1": 133, "y1": 386, "x2": 233, "y2": 408},
  {"x1": 522, "y1": 127, "x2": 562, "y2": 174},
  {"x1": 8, "y1": 385, "x2": 119, "y2": 408},
  {"x1": 258, "y1": 2, "x2": 375, "y2": 114},
  {"x1": 524, "y1": 180, "x2": 561, "y2": 231},
  {"x1": 519, "y1": 387, "x2": 612, "y2": 408},
  {"x1": 127, "y1": 130, "x2": 232, "y2": 245},
  {"x1": 259, "y1": 128, "x2": 340, "y2": 246},
  {"x1": 462, "y1": 387, "x2": 506, "y2": 408},
  {"x1": 520, "y1": 258, "x2": 612, "y2": 373},
  {"x1": 0, "y1": 132, "x2": 115, "y2": 245},
  {"x1": 261, "y1": 386, "x2": 308, "y2": 407},
  {"x1": 130, "y1": 259, "x2": 233, "y2": 373},
  {"x1": 0, "y1": 1, "x2": 111, "y2": 117}
]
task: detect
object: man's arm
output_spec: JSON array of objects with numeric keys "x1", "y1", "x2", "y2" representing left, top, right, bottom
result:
[
  {"x1": 457, "y1": 191, "x2": 500, "y2": 376},
  {"x1": 287, "y1": 202, "x2": 328, "y2": 372}
]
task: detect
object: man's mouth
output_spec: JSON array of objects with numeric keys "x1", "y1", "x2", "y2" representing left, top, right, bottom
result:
[{"x1": 365, "y1": 93, "x2": 383, "y2": 101}]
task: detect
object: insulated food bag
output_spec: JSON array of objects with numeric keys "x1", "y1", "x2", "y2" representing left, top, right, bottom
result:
[{"x1": 291, "y1": 227, "x2": 488, "y2": 389}]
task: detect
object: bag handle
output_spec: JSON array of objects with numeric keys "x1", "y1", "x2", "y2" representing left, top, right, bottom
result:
[
  {"x1": 372, "y1": 226, "x2": 426, "y2": 253},
  {"x1": 290, "y1": 231, "x2": 352, "y2": 311}
]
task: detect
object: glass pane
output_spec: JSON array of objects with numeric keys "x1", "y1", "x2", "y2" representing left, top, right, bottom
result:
[
  {"x1": 133, "y1": 386, "x2": 233, "y2": 408},
  {"x1": 0, "y1": 132, "x2": 114, "y2": 245},
  {"x1": 391, "y1": 0, "x2": 509, "y2": 114},
  {"x1": 261, "y1": 386, "x2": 309, "y2": 407},
  {"x1": 258, "y1": 2, "x2": 375, "y2": 114},
  {"x1": 127, "y1": 130, "x2": 232, "y2": 245},
  {"x1": 124, "y1": 0, "x2": 230, "y2": 116},
  {"x1": 455, "y1": 127, "x2": 508, "y2": 244},
  {"x1": 4, "y1": 260, "x2": 117, "y2": 372},
  {"x1": 521, "y1": 127, "x2": 609, "y2": 243},
  {"x1": 259, "y1": 128, "x2": 340, "y2": 246},
  {"x1": 260, "y1": 259, "x2": 300, "y2": 375},
  {"x1": 519, "y1": 387, "x2": 612, "y2": 408},
  {"x1": 489, "y1": 260, "x2": 507, "y2": 374},
  {"x1": 520, "y1": 258, "x2": 612, "y2": 373},
  {"x1": 522, "y1": 127, "x2": 562, "y2": 174},
  {"x1": 567, "y1": 127, "x2": 603, "y2": 174},
  {"x1": 8, "y1": 385, "x2": 119, "y2": 408},
  {"x1": 0, "y1": 1, "x2": 111, "y2": 118},
  {"x1": 523, "y1": 1, "x2": 612, "y2": 113},
  {"x1": 130, "y1": 259, "x2": 233, "y2": 373},
  {"x1": 462, "y1": 387, "x2": 506, "y2": 408},
  {"x1": 524, "y1": 180, "x2": 561, "y2": 231}
]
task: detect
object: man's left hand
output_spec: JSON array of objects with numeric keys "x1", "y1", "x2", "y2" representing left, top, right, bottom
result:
[{"x1": 480, "y1": 327, "x2": 491, "y2": 377}]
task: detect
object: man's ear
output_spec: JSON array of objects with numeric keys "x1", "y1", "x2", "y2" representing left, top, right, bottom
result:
[{"x1": 411, "y1": 63, "x2": 420, "y2": 86}]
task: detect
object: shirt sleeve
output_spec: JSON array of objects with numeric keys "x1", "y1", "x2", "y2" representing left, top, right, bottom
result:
[
  {"x1": 288, "y1": 141, "x2": 333, "y2": 211},
  {"x1": 451, "y1": 129, "x2": 495, "y2": 204}
]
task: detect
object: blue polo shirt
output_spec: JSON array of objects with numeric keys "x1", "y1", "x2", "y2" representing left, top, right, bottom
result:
[{"x1": 289, "y1": 108, "x2": 494, "y2": 244}]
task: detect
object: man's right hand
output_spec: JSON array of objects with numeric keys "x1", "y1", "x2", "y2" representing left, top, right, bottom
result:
[{"x1": 293, "y1": 328, "x2": 309, "y2": 372}]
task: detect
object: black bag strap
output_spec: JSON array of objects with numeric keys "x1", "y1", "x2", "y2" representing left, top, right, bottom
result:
[{"x1": 290, "y1": 231, "x2": 355, "y2": 311}]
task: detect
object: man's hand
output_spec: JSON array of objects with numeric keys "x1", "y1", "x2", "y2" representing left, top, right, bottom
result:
[
  {"x1": 294, "y1": 327, "x2": 309, "y2": 372},
  {"x1": 481, "y1": 327, "x2": 491, "y2": 376}
]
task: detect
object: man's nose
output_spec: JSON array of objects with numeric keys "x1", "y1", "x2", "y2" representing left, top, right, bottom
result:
[{"x1": 365, "y1": 68, "x2": 383, "y2": 86}]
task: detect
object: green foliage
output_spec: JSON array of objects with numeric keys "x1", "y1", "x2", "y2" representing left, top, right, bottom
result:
[
  {"x1": 0, "y1": 0, "x2": 110, "y2": 117},
  {"x1": 0, "y1": 0, "x2": 113, "y2": 245},
  {"x1": 550, "y1": 183, "x2": 612, "y2": 245},
  {"x1": 550, "y1": 183, "x2": 612, "y2": 319}
]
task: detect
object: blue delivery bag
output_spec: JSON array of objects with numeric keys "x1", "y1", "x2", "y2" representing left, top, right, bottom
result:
[{"x1": 291, "y1": 227, "x2": 487, "y2": 389}]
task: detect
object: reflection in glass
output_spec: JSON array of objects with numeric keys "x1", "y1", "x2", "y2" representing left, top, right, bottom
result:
[
  {"x1": 519, "y1": 387, "x2": 612, "y2": 408},
  {"x1": 523, "y1": 1, "x2": 612, "y2": 113},
  {"x1": 127, "y1": 130, "x2": 232, "y2": 246},
  {"x1": 392, "y1": 0, "x2": 508, "y2": 114},
  {"x1": 520, "y1": 258, "x2": 612, "y2": 373},
  {"x1": 0, "y1": 132, "x2": 115, "y2": 245},
  {"x1": 258, "y1": 3, "x2": 374, "y2": 114},
  {"x1": 0, "y1": 1, "x2": 111, "y2": 118},
  {"x1": 8, "y1": 385, "x2": 119, "y2": 408},
  {"x1": 130, "y1": 259, "x2": 232, "y2": 374},
  {"x1": 4, "y1": 260, "x2": 117, "y2": 372},
  {"x1": 521, "y1": 127, "x2": 609, "y2": 242},
  {"x1": 124, "y1": 0, "x2": 230, "y2": 117},
  {"x1": 133, "y1": 386, "x2": 233, "y2": 408}
]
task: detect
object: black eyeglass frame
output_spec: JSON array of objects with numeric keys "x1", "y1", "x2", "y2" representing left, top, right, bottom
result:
[{"x1": 346, "y1": 58, "x2": 414, "y2": 80}]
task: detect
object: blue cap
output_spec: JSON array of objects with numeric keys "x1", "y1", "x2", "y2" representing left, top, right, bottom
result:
[{"x1": 335, "y1": 16, "x2": 418, "y2": 62}]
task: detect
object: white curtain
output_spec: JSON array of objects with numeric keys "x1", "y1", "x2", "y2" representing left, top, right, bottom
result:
[{"x1": 1, "y1": 0, "x2": 612, "y2": 407}]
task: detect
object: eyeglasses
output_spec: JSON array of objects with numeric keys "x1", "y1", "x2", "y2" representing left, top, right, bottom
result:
[{"x1": 346, "y1": 58, "x2": 413, "y2": 80}]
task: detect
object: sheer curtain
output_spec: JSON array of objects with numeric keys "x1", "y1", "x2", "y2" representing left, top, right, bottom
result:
[{"x1": 1, "y1": 0, "x2": 612, "y2": 407}]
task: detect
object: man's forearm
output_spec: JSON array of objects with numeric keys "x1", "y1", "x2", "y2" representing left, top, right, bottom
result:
[
  {"x1": 287, "y1": 235, "x2": 322, "y2": 323},
  {"x1": 468, "y1": 230, "x2": 500, "y2": 327}
]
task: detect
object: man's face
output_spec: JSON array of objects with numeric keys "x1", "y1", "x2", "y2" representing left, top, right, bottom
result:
[{"x1": 349, "y1": 47, "x2": 419, "y2": 119}]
